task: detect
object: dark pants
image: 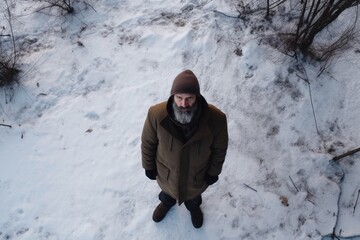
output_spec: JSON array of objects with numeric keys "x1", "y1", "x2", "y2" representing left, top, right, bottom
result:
[{"x1": 159, "y1": 191, "x2": 202, "y2": 211}]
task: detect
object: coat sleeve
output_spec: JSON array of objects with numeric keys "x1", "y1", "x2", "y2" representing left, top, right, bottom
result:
[
  {"x1": 207, "y1": 113, "x2": 228, "y2": 176},
  {"x1": 141, "y1": 107, "x2": 159, "y2": 170}
]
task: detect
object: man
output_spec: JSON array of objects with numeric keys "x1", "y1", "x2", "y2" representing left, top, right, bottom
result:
[{"x1": 141, "y1": 69, "x2": 228, "y2": 228}]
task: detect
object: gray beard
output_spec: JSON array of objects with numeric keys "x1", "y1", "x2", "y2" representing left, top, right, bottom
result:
[{"x1": 172, "y1": 102, "x2": 197, "y2": 124}]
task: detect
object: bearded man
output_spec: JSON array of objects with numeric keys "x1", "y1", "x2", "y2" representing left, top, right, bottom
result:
[{"x1": 141, "y1": 69, "x2": 228, "y2": 228}]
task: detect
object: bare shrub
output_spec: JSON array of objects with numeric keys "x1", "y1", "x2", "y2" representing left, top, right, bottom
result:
[
  {"x1": 34, "y1": 0, "x2": 96, "y2": 15},
  {"x1": 294, "y1": 0, "x2": 360, "y2": 53},
  {"x1": 246, "y1": 0, "x2": 360, "y2": 67},
  {"x1": 275, "y1": 0, "x2": 360, "y2": 60},
  {"x1": 35, "y1": 0, "x2": 75, "y2": 15},
  {"x1": 0, "y1": 57, "x2": 20, "y2": 87},
  {"x1": 0, "y1": 0, "x2": 20, "y2": 88}
]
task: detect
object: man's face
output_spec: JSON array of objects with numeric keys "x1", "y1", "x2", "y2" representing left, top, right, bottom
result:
[{"x1": 173, "y1": 93, "x2": 196, "y2": 110}]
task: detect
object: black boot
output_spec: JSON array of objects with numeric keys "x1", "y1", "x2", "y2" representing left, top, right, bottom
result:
[
  {"x1": 190, "y1": 207, "x2": 203, "y2": 228},
  {"x1": 152, "y1": 202, "x2": 172, "y2": 222}
]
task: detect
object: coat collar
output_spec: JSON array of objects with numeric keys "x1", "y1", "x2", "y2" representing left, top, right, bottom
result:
[{"x1": 160, "y1": 95, "x2": 211, "y2": 144}]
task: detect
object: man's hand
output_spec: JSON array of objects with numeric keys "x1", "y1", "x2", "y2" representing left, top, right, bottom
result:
[
  {"x1": 145, "y1": 169, "x2": 157, "y2": 180},
  {"x1": 205, "y1": 174, "x2": 218, "y2": 185}
]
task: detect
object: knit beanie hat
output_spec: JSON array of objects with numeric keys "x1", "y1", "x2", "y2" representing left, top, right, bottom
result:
[{"x1": 170, "y1": 69, "x2": 200, "y2": 96}]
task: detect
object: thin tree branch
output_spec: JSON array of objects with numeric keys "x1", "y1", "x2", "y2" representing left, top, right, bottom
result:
[
  {"x1": 296, "y1": 54, "x2": 320, "y2": 135},
  {"x1": 333, "y1": 147, "x2": 360, "y2": 161},
  {"x1": 4, "y1": 0, "x2": 17, "y2": 68},
  {"x1": 353, "y1": 189, "x2": 360, "y2": 215},
  {"x1": 212, "y1": 10, "x2": 239, "y2": 18},
  {"x1": 289, "y1": 176, "x2": 299, "y2": 192},
  {"x1": 243, "y1": 183, "x2": 258, "y2": 192}
]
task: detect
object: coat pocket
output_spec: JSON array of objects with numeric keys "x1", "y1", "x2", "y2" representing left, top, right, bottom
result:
[
  {"x1": 194, "y1": 165, "x2": 208, "y2": 184},
  {"x1": 156, "y1": 160, "x2": 170, "y2": 181}
]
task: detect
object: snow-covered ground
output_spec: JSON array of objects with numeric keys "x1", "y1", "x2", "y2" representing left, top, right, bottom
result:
[{"x1": 1, "y1": 0, "x2": 360, "y2": 239}]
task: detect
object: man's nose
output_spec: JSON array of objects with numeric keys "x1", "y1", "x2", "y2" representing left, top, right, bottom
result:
[{"x1": 180, "y1": 100, "x2": 188, "y2": 107}]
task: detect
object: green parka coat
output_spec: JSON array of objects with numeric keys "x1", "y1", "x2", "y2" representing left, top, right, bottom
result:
[{"x1": 141, "y1": 95, "x2": 228, "y2": 204}]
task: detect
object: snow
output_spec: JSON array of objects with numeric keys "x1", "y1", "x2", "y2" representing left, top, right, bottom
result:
[{"x1": 1, "y1": 0, "x2": 360, "y2": 239}]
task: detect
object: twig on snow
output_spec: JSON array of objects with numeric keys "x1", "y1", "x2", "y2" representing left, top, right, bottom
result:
[
  {"x1": 83, "y1": 0, "x2": 97, "y2": 12},
  {"x1": 333, "y1": 146, "x2": 360, "y2": 161},
  {"x1": 305, "y1": 190, "x2": 315, "y2": 204},
  {"x1": 289, "y1": 176, "x2": 299, "y2": 192},
  {"x1": 212, "y1": 10, "x2": 239, "y2": 19},
  {"x1": 353, "y1": 189, "x2": 360, "y2": 215},
  {"x1": 243, "y1": 183, "x2": 257, "y2": 192},
  {"x1": 0, "y1": 123, "x2": 12, "y2": 128},
  {"x1": 295, "y1": 53, "x2": 320, "y2": 135},
  {"x1": 331, "y1": 227, "x2": 341, "y2": 240},
  {"x1": 306, "y1": 198, "x2": 315, "y2": 205}
]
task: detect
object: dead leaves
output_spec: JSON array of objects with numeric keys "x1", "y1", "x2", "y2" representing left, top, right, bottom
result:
[{"x1": 280, "y1": 196, "x2": 289, "y2": 207}]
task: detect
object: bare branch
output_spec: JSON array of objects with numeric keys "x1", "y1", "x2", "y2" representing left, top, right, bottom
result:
[
  {"x1": 243, "y1": 183, "x2": 258, "y2": 192},
  {"x1": 289, "y1": 176, "x2": 300, "y2": 192},
  {"x1": 333, "y1": 147, "x2": 360, "y2": 161}
]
